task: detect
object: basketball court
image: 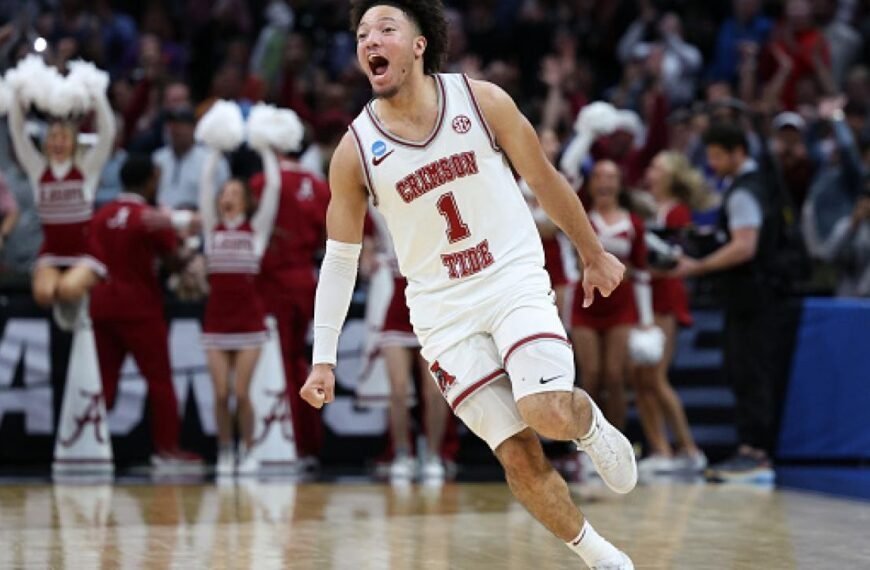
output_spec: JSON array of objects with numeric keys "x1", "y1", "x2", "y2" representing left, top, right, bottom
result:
[{"x1": 2, "y1": 478, "x2": 868, "y2": 569}]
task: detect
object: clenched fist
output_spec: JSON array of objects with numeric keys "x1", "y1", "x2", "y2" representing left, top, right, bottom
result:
[
  {"x1": 300, "y1": 363, "x2": 336, "y2": 409},
  {"x1": 581, "y1": 250, "x2": 626, "y2": 308}
]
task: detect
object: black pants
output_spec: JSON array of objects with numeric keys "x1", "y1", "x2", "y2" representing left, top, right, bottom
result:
[{"x1": 723, "y1": 300, "x2": 798, "y2": 455}]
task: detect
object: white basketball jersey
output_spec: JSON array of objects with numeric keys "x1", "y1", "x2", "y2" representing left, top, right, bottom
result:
[{"x1": 349, "y1": 74, "x2": 548, "y2": 336}]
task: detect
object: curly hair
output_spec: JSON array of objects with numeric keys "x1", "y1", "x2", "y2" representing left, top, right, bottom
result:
[{"x1": 350, "y1": 0, "x2": 448, "y2": 75}]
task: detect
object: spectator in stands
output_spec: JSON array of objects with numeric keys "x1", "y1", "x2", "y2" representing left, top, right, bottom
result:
[
  {"x1": 0, "y1": 170, "x2": 19, "y2": 259},
  {"x1": 152, "y1": 106, "x2": 229, "y2": 209},
  {"x1": 299, "y1": 111, "x2": 351, "y2": 178},
  {"x1": 770, "y1": 111, "x2": 815, "y2": 210},
  {"x1": 710, "y1": 0, "x2": 773, "y2": 85},
  {"x1": 761, "y1": 0, "x2": 834, "y2": 111},
  {"x1": 618, "y1": 4, "x2": 703, "y2": 108},
  {"x1": 89, "y1": 154, "x2": 202, "y2": 471},
  {"x1": 95, "y1": 113, "x2": 129, "y2": 207},
  {"x1": 674, "y1": 124, "x2": 784, "y2": 482},
  {"x1": 815, "y1": 184, "x2": 870, "y2": 297},
  {"x1": 803, "y1": 97, "x2": 867, "y2": 255},
  {"x1": 812, "y1": 0, "x2": 863, "y2": 88},
  {"x1": 126, "y1": 78, "x2": 192, "y2": 153}
]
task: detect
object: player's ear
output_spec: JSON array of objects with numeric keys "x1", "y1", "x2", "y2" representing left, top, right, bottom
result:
[{"x1": 414, "y1": 35, "x2": 427, "y2": 59}]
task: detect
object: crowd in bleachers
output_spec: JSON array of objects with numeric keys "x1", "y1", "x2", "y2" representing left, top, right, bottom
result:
[{"x1": 0, "y1": 0, "x2": 868, "y2": 479}]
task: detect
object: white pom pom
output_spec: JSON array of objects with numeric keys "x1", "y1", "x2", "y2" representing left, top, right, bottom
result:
[
  {"x1": 66, "y1": 60, "x2": 110, "y2": 100},
  {"x1": 574, "y1": 101, "x2": 620, "y2": 137},
  {"x1": 628, "y1": 326, "x2": 666, "y2": 365},
  {"x1": 247, "y1": 103, "x2": 304, "y2": 153},
  {"x1": 31, "y1": 67, "x2": 65, "y2": 115},
  {"x1": 195, "y1": 100, "x2": 245, "y2": 151},
  {"x1": 5, "y1": 54, "x2": 56, "y2": 109},
  {"x1": 47, "y1": 76, "x2": 91, "y2": 117}
]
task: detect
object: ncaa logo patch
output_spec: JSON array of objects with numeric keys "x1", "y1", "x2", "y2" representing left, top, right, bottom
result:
[
  {"x1": 452, "y1": 115, "x2": 472, "y2": 134},
  {"x1": 372, "y1": 140, "x2": 387, "y2": 157}
]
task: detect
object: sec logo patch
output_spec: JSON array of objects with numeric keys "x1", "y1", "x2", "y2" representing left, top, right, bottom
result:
[{"x1": 452, "y1": 115, "x2": 472, "y2": 134}]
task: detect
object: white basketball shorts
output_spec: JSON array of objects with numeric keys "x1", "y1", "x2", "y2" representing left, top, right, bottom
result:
[{"x1": 421, "y1": 287, "x2": 576, "y2": 449}]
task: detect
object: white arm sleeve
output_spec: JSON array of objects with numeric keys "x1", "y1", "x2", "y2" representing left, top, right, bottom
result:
[
  {"x1": 312, "y1": 239, "x2": 362, "y2": 366},
  {"x1": 633, "y1": 270, "x2": 654, "y2": 327}
]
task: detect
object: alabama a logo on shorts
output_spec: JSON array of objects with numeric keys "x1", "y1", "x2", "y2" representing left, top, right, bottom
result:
[{"x1": 430, "y1": 361, "x2": 457, "y2": 395}]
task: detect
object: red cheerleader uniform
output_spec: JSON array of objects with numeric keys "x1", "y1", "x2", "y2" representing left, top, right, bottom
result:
[
  {"x1": 201, "y1": 220, "x2": 268, "y2": 349},
  {"x1": 572, "y1": 211, "x2": 647, "y2": 331},
  {"x1": 650, "y1": 202, "x2": 693, "y2": 327},
  {"x1": 8, "y1": 90, "x2": 115, "y2": 275}
]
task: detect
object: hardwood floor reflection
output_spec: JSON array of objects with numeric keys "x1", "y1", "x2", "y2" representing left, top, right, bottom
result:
[{"x1": 1, "y1": 480, "x2": 868, "y2": 568}]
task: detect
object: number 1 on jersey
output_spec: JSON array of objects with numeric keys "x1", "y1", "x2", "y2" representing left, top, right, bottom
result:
[{"x1": 436, "y1": 192, "x2": 471, "y2": 243}]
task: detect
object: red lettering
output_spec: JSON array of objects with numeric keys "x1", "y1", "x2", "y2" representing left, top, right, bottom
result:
[
  {"x1": 438, "y1": 158, "x2": 455, "y2": 182},
  {"x1": 450, "y1": 155, "x2": 466, "y2": 177},
  {"x1": 462, "y1": 152, "x2": 479, "y2": 175},
  {"x1": 393, "y1": 151, "x2": 479, "y2": 203},
  {"x1": 441, "y1": 239, "x2": 495, "y2": 280}
]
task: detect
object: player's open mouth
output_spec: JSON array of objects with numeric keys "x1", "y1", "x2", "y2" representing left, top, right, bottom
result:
[{"x1": 368, "y1": 54, "x2": 389, "y2": 77}]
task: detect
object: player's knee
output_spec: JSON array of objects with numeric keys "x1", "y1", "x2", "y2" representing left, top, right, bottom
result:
[
  {"x1": 495, "y1": 431, "x2": 547, "y2": 485},
  {"x1": 516, "y1": 391, "x2": 575, "y2": 441}
]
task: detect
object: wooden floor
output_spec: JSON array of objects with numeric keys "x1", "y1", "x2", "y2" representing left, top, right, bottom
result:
[{"x1": 1, "y1": 479, "x2": 868, "y2": 569}]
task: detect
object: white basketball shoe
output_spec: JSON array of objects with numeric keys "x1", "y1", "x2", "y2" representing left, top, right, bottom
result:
[
  {"x1": 591, "y1": 551, "x2": 634, "y2": 569},
  {"x1": 575, "y1": 397, "x2": 637, "y2": 494}
]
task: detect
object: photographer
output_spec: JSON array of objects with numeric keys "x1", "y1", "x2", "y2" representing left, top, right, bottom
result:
[{"x1": 672, "y1": 123, "x2": 783, "y2": 483}]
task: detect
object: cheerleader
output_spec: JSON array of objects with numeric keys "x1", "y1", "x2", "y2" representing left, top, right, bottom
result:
[
  {"x1": 199, "y1": 143, "x2": 280, "y2": 476},
  {"x1": 7, "y1": 58, "x2": 115, "y2": 328},
  {"x1": 571, "y1": 160, "x2": 652, "y2": 430},
  {"x1": 634, "y1": 151, "x2": 710, "y2": 473}
]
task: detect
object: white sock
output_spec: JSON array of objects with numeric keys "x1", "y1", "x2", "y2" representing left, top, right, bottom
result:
[
  {"x1": 576, "y1": 396, "x2": 600, "y2": 445},
  {"x1": 566, "y1": 519, "x2": 622, "y2": 567}
]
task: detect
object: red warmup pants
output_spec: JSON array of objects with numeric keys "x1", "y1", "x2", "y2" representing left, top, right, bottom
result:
[
  {"x1": 259, "y1": 281, "x2": 320, "y2": 458},
  {"x1": 93, "y1": 316, "x2": 180, "y2": 453}
]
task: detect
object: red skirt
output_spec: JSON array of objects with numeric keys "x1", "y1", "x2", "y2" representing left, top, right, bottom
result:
[
  {"x1": 543, "y1": 236, "x2": 569, "y2": 288},
  {"x1": 202, "y1": 274, "x2": 267, "y2": 349},
  {"x1": 37, "y1": 221, "x2": 106, "y2": 275},
  {"x1": 571, "y1": 279, "x2": 638, "y2": 332},
  {"x1": 652, "y1": 277, "x2": 693, "y2": 327},
  {"x1": 381, "y1": 277, "x2": 419, "y2": 348}
]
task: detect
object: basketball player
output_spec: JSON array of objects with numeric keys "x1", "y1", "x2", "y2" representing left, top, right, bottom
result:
[
  {"x1": 200, "y1": 144, "x2": 280, "y2": 476},
  {"x1": 300, "y1": 2, "x2": 636, "y2": 568},
  {"x1": 249, "y1": 144, "x2": 329, "y2": 466},
  {"x1": 8, "y1": 84, "x2": 115, "y2": 328},
  {"x1": 89, "y1": 155, "x2": 203, "y2": 470}
]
